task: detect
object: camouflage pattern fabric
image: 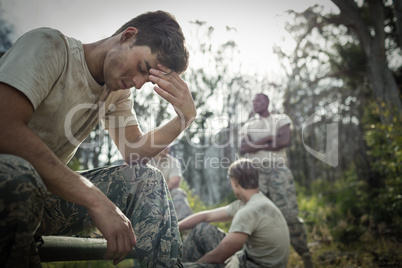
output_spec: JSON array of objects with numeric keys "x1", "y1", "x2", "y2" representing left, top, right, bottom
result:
[
  {"x1": 171, "y1": 188, "x2": 193, "y2": 221},
  {"x1": 182, "y1": 222, "x2": 259, "y2": 268},
  {"x1": 225, "y1": 251, "x2": 261, "y2": 268},
  {"x1": 0, "y1": 154, "x2": 47, "y2": 268},
  {"x1": 0, "y1": 154, "x2": 183, "y2": 268},
  {"x1": 258, "y1": 166, "x2": 310, "y2": 256}
]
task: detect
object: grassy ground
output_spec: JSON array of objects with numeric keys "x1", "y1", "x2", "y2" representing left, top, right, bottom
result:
[{"x1": 288, "y1": 234, "x2": 402, "y2": 267}]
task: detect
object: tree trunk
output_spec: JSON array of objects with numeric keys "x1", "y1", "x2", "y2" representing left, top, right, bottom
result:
[
  {"x1": 367, "y1": 55, "x2": 401, "y2": 125},
  {"x1": 393, "y1": 0, "x2": 402, "y2": 49},
  {"x1": 331, "y1": 0, "x2": 402, "y2": 127}
]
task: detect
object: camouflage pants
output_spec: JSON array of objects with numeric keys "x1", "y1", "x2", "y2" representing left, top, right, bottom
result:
[
  {"x1": 182, "y1": 222, "x2": 259, "y2": 268},
  {"x1": 0, "y1": 154, "x2": 182, "y2": 268},
  {"x1": 258, "y1": 166, "x2": 310, "y2": 256},
  {"x1": 171, "y1": 188, "x2": 193, "y2": 221}
]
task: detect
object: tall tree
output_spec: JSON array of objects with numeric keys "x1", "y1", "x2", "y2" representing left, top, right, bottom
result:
[
  {"x1": 276, "y1": 1, "x2": 401, "y2": 188},
  {"x1": 329, "y1": 0, "x2": 401, "y2": 128}
]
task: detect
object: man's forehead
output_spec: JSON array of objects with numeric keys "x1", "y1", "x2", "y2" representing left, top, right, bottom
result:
[
  {"x1": 254, "y1": 94, "x2": 264, "y2": 101},
  {"x1": 255, "y1": 94, "x2": 269, "y2": 102}
]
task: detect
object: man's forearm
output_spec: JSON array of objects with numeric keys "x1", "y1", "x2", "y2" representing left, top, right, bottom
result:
[
  {"x1": 239, "y1": 135, "x2": 273, "y2": 154},
  {"x1": 178, "y1": 212, "x2": 207, "y2": 231},
  {"x1": 121, "y1": 116, "x2": 193, "y2": 163},
  {"x1": 262, "y1": 130, "x2": 291, "y2": 151},
  {"x1": 1, "y1": 125, "x2": 139, "y2": 264},
  {"x1": 0, "y1": 123, "x2": 105, "y2": 209},
  {"x1": 197, "y1": 250, "x2": 224, "y2": 264},
  {"x1": 179, "y1": 207, "x2": 230, "y2": 231},
  {"x1": 197, "y1": 233, "x2": 247, "y2": 264},
  {"x1": 0, "y1": 83, "x2": 107, "y2": 211},
  {"x1": 263, "y1": 139, "x2": 288, "y2": 151}
]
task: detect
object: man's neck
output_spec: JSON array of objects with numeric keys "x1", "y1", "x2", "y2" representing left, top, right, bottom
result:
[
  {"x1": 258, "y1": 110, "x2": 270, "y2": 118},
  {"x1": 83, "y1": 37, "x2": 115, "y2": 85},
  {"x1": 241, "y1": 189, "x2": 260, "y2": 203}
]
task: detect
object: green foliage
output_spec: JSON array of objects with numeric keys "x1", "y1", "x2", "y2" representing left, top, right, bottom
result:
[
  {"x1": 365, "y1": 115, "x2": 401, "y2": 180},
  {"x1": 332, "y1": 41, "x2": 367, "y2": 81},
  {"x1": 295, "y1": 177, "x2": 402, "y2": 267},
  {"x1": 180, "y1": 180, "x2": 207, "y2": 213},
  {"x1": 298, "y1": 154, "x2": 401, "y2": 245},
  {"x1": 364, "y1": 115, "x2": 402, "y2": 236}
]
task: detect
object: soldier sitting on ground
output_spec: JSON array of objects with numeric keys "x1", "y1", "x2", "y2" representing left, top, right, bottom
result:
[{"x1": 179, "y1": 159, "x2": 290, "y2": 268}]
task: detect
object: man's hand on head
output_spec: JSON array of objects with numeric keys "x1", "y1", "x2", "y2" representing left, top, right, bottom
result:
[{"x1": 149, "y1": 64, "x2": 196, "y2": 128}]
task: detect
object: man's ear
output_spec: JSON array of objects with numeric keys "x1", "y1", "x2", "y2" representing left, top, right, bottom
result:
[
  {"x1": 121, "y1": 27, "x2": 138, "y2": 43},
  {"x1": 231, "y1": 178, "x2": 239, "y2": 187}
]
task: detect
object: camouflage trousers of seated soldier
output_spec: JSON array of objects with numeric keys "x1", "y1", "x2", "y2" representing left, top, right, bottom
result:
[
  {"x1": 258, "y1": 166, "x2": 310, "y2": 257},
  {"x1": 182, "y1": 222, "x2": 259, "y2": 268},
  {"x1": 0, "y1": 154, "x2": 183, "y2": 268}
]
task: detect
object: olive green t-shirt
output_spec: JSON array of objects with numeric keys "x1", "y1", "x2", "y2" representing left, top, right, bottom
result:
[{"x1": 227, "y1": 192, "x2": 290, "y2": 267}]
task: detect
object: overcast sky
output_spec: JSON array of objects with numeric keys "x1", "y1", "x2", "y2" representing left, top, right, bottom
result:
[{"x1": 1, "y1": 0, "x2": 337, "y2": 75}]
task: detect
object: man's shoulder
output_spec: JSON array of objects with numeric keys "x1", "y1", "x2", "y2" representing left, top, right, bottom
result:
[
  {"x1": 246, "y1": 193, "x2": 279, "y2": 211},
  {"x1": 247, "y1": 192, "x2": 269, "y2": 205},
  {"x1": 227, "y1": 199, "x2": 244, "y2": 216},
  {"x1": 269, "y1": 113, "x2": 292, "y2": 128},
  {"x1": 18, "y1": 28, "x2": 69, "y2": 57},
  {"x1": 23, "y1": 27, "x2": 65, "y2": 42},
  {"x1": 270, "y1": 112, "x2": 290, "y2": 119},
  {"x1": 255, "y1": 193, "x2": 287, "y2": 220}
]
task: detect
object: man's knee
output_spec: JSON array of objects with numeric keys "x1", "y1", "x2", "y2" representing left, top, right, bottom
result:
[
  {"x1": 193, "y1": 222, "x2": 225, "y2": 243},
  {"x1": 121, "y1": 163, "x2": 166, "y2": 186},
  {"x1": 1, "y1": 154, "x2": 38, "y2": 175},
  {"x1": 0, "y1": 154, "x2": 47, "y2": 198},
  {"x1": 0, "y1": 154, "x2": 46, "y2": 238}
]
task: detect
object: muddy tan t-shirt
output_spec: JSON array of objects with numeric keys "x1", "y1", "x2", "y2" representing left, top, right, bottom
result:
[
  {"x1": 227, "y1": 192, "x2": 290, "y2": 267},
  {"x1": 0, "y1": 28, "x2": 138, "y2": 164},
  {"x1": 240, "y1": 114, "x2": 292, "y2": 167}
]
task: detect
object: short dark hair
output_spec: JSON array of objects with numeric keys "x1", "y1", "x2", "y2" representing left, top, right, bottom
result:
[
  {"x1": 228, "y1": 159, "x2": 259, "y2": 189},
  {"x1": 257, "y1": 93, "x2": 269, "y2": 103},
  {"x1": 113, "y1": 10, "x2": 189, "y2": 74}
]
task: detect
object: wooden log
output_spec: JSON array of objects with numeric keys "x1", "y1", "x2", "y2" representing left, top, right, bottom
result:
[{"x1": 38, "y1": 236, "x2": 137, "y2": 262}]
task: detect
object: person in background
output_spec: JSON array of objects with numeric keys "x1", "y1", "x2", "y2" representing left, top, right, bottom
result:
[
  {"x1": 149, "y1": 146, "x2": 193, "y2": 220},
  {"x1": 0, "y1": 10, "x2": 196, "y2": 267},
  {"x1": 239, "y1": 93, "x2": 314, "y2": 268},
  {"x1": 179, "y1": 159, "x2": 290, "y2": 268}
]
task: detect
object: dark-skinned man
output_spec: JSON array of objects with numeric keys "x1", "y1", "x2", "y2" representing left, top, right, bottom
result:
[{"x1": 239, "y1": 93, "x2": 314, "y2": 268}]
